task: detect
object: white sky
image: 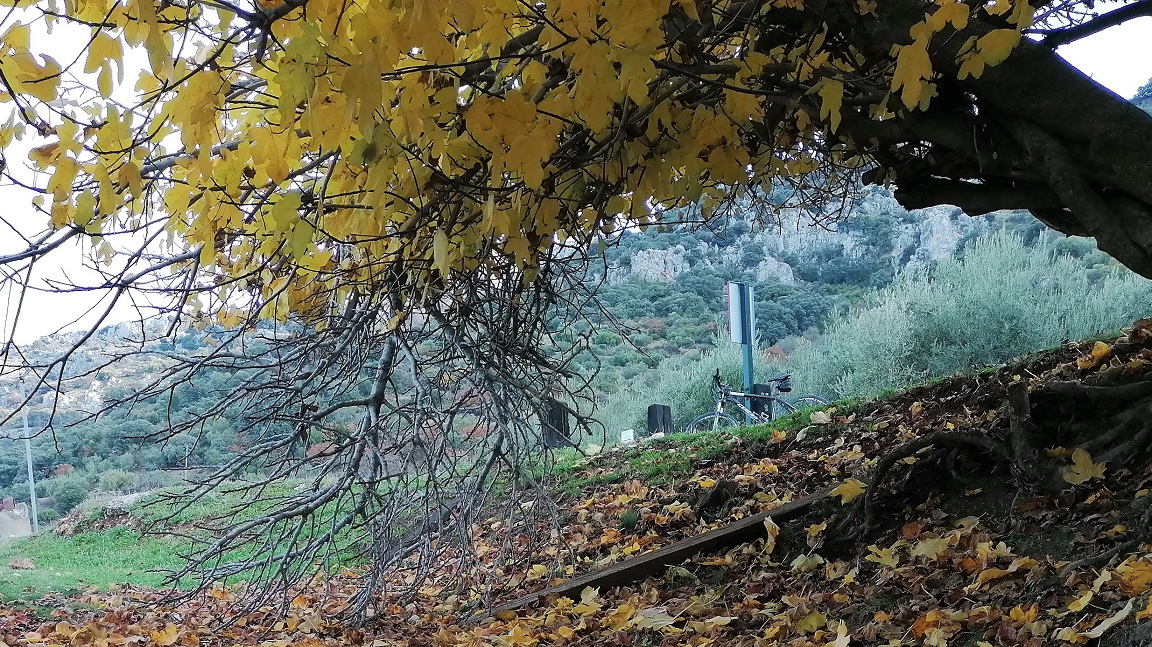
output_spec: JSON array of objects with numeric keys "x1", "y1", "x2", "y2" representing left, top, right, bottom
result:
[
  {"x1": 1055, "y1": 17, "x2": 1152, "y2": 98},
  {"x1": 2, "y1": 14, "x2": 1152, "y2": 346}
]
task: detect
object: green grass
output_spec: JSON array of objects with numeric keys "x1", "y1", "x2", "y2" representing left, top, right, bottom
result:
[
  {"x1": 0, "y1": 527, "x2": 187, "y2": 602},
  {"x1": 132, "y1": 481, "x2": 301, "y2": 529},
  {"x1": 552, "y1": 402, "x2": 852, "y2": 495},
  {"x1": 0, "y1": 481, "x2": 318, "y2": 604}
]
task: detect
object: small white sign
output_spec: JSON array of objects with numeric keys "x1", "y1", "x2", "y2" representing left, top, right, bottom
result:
[{"x1": 620, "y1": 428, "x2": 636, "y2": 446}]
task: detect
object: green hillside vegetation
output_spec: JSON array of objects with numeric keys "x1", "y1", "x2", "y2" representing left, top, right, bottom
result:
[
  {"x1": 598, "y1": 230, "x2": 1152, "y2": 436},
  {"x1": 1, "y1": 194, "x2": 1140, "y2": 516}
]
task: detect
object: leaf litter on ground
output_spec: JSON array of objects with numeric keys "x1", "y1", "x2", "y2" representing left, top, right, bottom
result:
[{"x1": 8, "y1": 329, "x2": 1152, "y2": 645}]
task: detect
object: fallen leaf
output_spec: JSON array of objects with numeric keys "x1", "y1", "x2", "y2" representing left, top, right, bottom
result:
[
  {"x1": 796, "y1": 610, "x2": 827, "y2": 633},
  {"x1": 1079, "y1": 599, "x2": 1133, "y2": 639},
  {"x1": 763, "y1": 517, "x2": 780, "y2": 555},
  {"x1": 827, "y1": 620, "x2": 850, "y2": 646},
  {"x1": 910, "y1": 537, "x2": 949, "y2": 560},
  {"x1": 1076, "y1": 341, "x2": 1113, "y2": 370},
  {"x1": 791, "y1": 553, "x2": 825, "y2": 573},
  {"x1": 864, "y1": 545, "x2": 899, "y2": 568},
  {"x1": 1066, "y1": 591, "x2": 1092, "y2": 613},
  {"x1": 831, "y1": 478, "x2": 866, "y2": 504},
  {"x1": 1115, "y1": 558, "x2": 1152, "y2": 594},
  {"x1": 631, "y1": 607, "x2": 678, "y2": 630},
  {"x1": 1063, "y1": 448, "x2": 1105, "y2": 485}
]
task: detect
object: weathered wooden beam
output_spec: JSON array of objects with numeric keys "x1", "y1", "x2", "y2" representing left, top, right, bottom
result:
[{"x1": 492, "y1": 488, "x2": 831, "y2": 614}]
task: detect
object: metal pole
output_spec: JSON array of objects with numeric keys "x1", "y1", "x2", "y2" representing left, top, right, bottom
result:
[
  {"x1": 20, "y1": 378, "x2": 39, "y2": 534},
  {"x1": 740, "y1": 285, "x2": 755, "y2": 425}
]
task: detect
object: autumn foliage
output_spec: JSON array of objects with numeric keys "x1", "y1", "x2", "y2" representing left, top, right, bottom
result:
[{"x1": 0, "y1": 0, "x2": 1042, "y2": 325}]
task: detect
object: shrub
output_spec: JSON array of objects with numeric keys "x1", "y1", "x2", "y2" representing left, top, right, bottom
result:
[
  {"x1": 97, "y1": 469, "x2": 140, "y2": 493},
  {"x1": 43, "y1": 474, "x2": 92, "y2": 514},
  {"x1": 790, "y1": 232, "x2": 1152, "y2": 399}
]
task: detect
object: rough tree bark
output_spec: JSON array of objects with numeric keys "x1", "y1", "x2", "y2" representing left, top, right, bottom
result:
[{"x1": 822, "y1": 0, "x2": 1152, "y2": 277}]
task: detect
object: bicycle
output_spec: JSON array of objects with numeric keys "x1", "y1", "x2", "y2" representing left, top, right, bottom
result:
[{"x1": 684, "y1": 370, "x2": 829, "y2": 434}]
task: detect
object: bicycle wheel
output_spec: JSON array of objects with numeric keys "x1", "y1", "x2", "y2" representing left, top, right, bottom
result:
[
  {"x1": 780, "y1": 395, "x2": 830, "y2": 414},
  {"x1": 684, "y1": 412, "x2": 742, "y2": 434}
]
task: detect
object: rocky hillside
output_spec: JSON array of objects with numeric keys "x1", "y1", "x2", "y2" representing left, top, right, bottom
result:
[
  {"x1": 609, "y1": 188, "x2": 997, "y2": 288},
  {"x1": 575, "y1": 187, "x2": 1044, "y2": 392}
]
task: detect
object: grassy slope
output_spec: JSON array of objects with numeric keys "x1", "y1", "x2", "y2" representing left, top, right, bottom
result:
[
  {"x1": 0, "y1": 484, "x2": 303, "y2": 602},
  {"x1": 0, "y1": 528, "x2": 183, "y2": 601}
]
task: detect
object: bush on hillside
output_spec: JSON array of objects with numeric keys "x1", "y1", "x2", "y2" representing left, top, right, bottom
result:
[
  {"x1": 97, "y1": 469, "x2": 140, "y2": 493},
  {"x1": 43, "y1": 474, "x2": 92, "y2": 514},
  {"x1": 599, "y1": 231, "x2": 1152, "y2": 432},
  {"x1": 791, "y1": 232, "x2": 1152, "y2": 399}
]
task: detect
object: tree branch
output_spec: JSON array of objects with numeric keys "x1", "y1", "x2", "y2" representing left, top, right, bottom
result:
[{"x1": 1036, "y1": 1, "x2": 1152, "y2": 48}]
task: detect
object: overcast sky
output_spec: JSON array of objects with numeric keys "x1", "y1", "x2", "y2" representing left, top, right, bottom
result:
[{"x1": 2, "y1": 17, "x2": 1152, "y2": 345}]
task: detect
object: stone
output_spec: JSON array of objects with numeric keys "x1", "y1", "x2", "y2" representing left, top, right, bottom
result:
[
  {"x1": 8, "y1": 557, "x2": 34, "y2": 570},
  {"x1": 754, "y1": 256, "x2": 796, "y2": 285},
  {"x1": 628, "y1": 246, "x2": 690, "y2": 282}
]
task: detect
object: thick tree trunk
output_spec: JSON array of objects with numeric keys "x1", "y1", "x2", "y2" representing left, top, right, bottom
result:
[{"x1": 835, "y1": 0, "x2": 1152, "y2": 277}]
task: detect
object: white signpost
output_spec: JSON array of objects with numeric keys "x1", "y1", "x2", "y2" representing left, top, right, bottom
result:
[{"x1": 727, "y1": 282, "x2": 755, "y2": 423}]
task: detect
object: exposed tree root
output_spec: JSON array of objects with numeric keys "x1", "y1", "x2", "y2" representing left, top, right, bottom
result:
[{"x1": 832, "y1": 373, "x2": 1152, "y2": 548}]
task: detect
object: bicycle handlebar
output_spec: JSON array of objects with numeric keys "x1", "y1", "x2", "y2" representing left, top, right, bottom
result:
[{"x1": 711, "y1": 370, "x2": 792, "y2": 390}]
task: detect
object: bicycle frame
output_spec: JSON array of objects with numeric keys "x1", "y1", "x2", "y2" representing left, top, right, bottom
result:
[{"x1": 713, "y1": 386, "x2": 782, "y2": 425}]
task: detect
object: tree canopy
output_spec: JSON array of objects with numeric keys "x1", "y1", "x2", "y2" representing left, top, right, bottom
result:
[{"x1": 2, "y1": 0, "x2": 1151, "y2": 609}]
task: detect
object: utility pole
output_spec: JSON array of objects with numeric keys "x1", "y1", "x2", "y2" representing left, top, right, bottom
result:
[{"x1": 20, "y1": 377, "x2": 39, "y2": 534}]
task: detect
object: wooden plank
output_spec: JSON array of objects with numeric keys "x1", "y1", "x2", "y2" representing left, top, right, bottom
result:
[{"x1": 492, "y1": 488, "x2": 831, "y2": 614}]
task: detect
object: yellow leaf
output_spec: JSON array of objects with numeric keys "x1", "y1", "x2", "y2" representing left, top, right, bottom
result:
[
  {"x1": 828, "y1": 620, "x2": 851, "y2": 647},
  {"x1": 1115, "y1": 558, "x2": 1152, "y2": 594},
  {"x1": 84, "y1": 31, "x2": 124, "y2": 80},
  {"x1": 1066, "y1": 591, "x2": 1093, "y2": 612},
  {"x1": 831, "y1": 478, "x2": 866, "y2": 504},
  {"x1": 795, "y1": 610, "x2": 827, "y2": 633},
  {"x1": 1077, "y1": 341, "x2": 1113, "y2": 370},
  {"x1": 864, "y1": 545, "x2": 899, "y2": 567},
  {"x1": 956, "y1": 29, "x2": 1022, "y2": 80},
  {"x1": 891, "y1": 40, "x2": 932, "y2": 109},
  {"x1": 975, "y1": 567, "x2": 1011, "y2": 587},
  {"x1": 790, "y1": 553, "x2": 825, "y2": 573},
  {"x1": 1062, "y1": 448, "x2": 1105, "y2": 485},
  {"x1": 1, "y1": 21, "x2": 30, "y2": 50},
  {"x1": 763, "y1": 516, "x2": 780, "y2": 555},
  {"x1": 910, "y1": 537, "x2": 949, "y2": 560},
  {"x1": 1080, "y1": 599, "x2": 1133, "y2": 639},
  {"x1": 1009, "y1": 604, "x2": 1038, "y2": 623},
  {"x1": 432, "y1": 229, "x2": 450, "y2": 277},
  {"x1": 503, "y1": 622, "x2": 538, "y2": 646},
  {"x1": 573, "y1": 587, "x2": 602, "y2": 616},
  {"x1": 816, "y1": 79, "x2": 844, "y2": 133},
  {"x1": 150, "y1": 624, "x2": 179, "y2": 647}
]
